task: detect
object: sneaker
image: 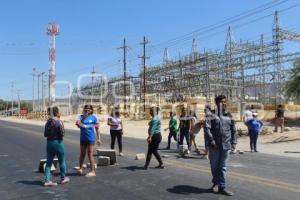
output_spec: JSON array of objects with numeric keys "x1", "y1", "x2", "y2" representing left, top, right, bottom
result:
[
  {"x1": 218, "y1": 189, "x2": 234, "y2": 196},
  {"x1": 60, "y1": 177, "x2": 70, "y2": 184},
  {"x1": 254, "y1": 150, "x2": 259, "y2": 153},
  {"x1": 44, "y1": 181, "x2": 58, "y2": 187},
  {"x1": 143, "y1": 165, "x2": 148, "y2": 170},
  {"x1": 210, "y1": 184, "x2": 218, "y2": 193},
  {"x1": 193, "y1": 148, "x2": 200, "y2": 153},
  {"x1": 119, "y1": 152, "x2": 124, "y2": 157},
  {"x1": 155, "y1": 164, "x2": 165, "y2": 169},
  {"x1": 85, "y1": 172, "x2": 96, "y2": 177}
]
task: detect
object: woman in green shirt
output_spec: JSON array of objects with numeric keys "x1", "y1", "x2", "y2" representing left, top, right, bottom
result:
[{"x1": 144, "y1": 106, "x2": 164, "y2": 169}]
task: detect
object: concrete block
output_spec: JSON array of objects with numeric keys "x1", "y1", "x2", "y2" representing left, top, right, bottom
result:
[
  {"x1": 230, "y1": 150, "x2": 237, "y2": 154},
  {"x1": 284, "y1": 127, "x2": 292, "y2": 131},
  {"x1": 135, "y1": 153, "x2": 146, "y2": 160},
  {"x1": 162, "y1": 155, "x2": 170, "y2": 158},
  {"x1": 38, "y1": 158, "x2": 58, "y2": 173},
  {"x1": 98, "y1": 156, "x2": 110, "y2": 166},
  {"x1": 96, "y1": 149, "x2": 116, "y2": 165},
  {"x1": 179, "y1": 145, "x2": 189, "y2": 156},
  {"x1": 238, "y1": 150, "x2": 244, "y2": 154},
  {"x1": 42, "y1": 163, "x2": 56, "y2": 173}
]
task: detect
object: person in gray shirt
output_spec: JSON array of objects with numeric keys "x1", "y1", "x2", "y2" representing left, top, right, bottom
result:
[{"x1": 204, "y1": 94, "x2": 237, "y2": 196}]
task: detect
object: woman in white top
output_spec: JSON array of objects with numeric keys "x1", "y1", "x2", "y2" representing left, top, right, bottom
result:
[{"x1": 107, "y1": 108, "x2": 123, "y2": 156}]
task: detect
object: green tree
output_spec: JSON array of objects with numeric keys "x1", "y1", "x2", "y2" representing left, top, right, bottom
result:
[{"x1": 285, "y1": 59, "x2": 300, "y2": 100}]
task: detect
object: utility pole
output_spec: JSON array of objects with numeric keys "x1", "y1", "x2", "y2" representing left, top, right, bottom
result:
[
  {"x1": 10, "y1": 81, "x2": 14, "y2": 115},
  {"x1": 260, "y1": 34, "x2": 266, "y2": 105},
  {"x1": 91, "y1": 66, "x2": 95, "y2": 105},
  {"x1": 118, "y1": 38, "x2": 128, "y2": 111},
  {"x1": 68, "y1": 84, "x2": 71, "y2": 115},
  {"x1": 139, "y1": 36, "x2": 149, "y2": 114},
  {"x1": 32, "y1": 67, "x2": 36, "y2": 112},
  {"x1": 5, "y1": 97, "x2": 8, "y2": 115},
  {"x1": 17, "y1": 90, "x2": 21, "y2": 116},
  {"x1": 254, "y1": 73, "x2": 257, "y2": 101},
  {"x1": 41, "y1": 72, "x2": 45, "y2": 111},
  {"x1": 37, "y1": 72, "x2": 41, "y2": 111},
  {"x1": 205, "y1": 52, "x2": 211, "y2": 105}
]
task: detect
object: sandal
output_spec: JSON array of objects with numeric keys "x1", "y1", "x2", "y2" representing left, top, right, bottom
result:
[{"x1": 85, "y1": 172, "x2": 96, "y2": 177}]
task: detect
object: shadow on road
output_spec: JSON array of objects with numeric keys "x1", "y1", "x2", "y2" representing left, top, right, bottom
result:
[
  {"x1": 167, "y1": 185, "x2": 211, "y2": 195},
  {"x1": 16, "y1": 180, "x2": 42, "y2": 186},
  {"x1": 66, "y1": 172, "x2": 82, "y2": 177},
  {"x1": 158, "y1": 149, "x2": 178, "y2": 153},
  {"x1": 120, "y1": 166, "x2": 145, "y2": 171},
  {"x1": 175, "y1": 155, "x2": 203, "y2": 160}
]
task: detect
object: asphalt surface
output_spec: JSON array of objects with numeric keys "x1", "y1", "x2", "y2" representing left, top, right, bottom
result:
[{"x1": 0, "y1": 120, "x2": 300, "y2": 200}]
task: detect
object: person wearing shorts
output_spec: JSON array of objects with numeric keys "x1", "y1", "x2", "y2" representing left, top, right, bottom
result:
[{"x1": 76, "y1": 105, "x2": 101, "y2": 177}]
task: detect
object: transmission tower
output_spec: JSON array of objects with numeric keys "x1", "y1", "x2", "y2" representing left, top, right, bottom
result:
[{"x1": 46, "y1": 22, "x2": 59, "y2": 106}]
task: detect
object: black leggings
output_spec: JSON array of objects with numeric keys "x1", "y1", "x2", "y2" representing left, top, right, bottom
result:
[
  {"x1": 110, "y1": 130, "x2": 122, "y2": 153},
  {"x1": 167, "y1": 131, "x2": 177, "y2": 148},
  {"x1": 145, "y1": 133, "x2": 163, "y2": 167}
]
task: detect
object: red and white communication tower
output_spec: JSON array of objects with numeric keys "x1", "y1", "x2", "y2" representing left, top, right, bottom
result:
[{"x1": 46, "y1": 22, "x2": 59, "y2": 106}]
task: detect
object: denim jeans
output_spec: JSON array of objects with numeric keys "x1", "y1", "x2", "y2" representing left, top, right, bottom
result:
[
  {"x1": 208, "y1": 147, "x2": 229, "y2": 189},
  {"x1": 249, "y1": 132, "x2": 259, "y2": 151},
  {"x1": 44, "y1": 140, "x2": 67, "y2": 181},
  {"x1": 179, "y1": 129, "x2": 190, "y2": 149}
]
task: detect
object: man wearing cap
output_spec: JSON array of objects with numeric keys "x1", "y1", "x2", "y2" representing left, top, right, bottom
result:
[{"x1": 246, "y1": 112, "x2": 263, "y2": 152}]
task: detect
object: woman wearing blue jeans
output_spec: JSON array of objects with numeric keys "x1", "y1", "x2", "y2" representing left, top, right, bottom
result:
[{"x1": 44, "y1": 106, "x2": 70, "y2": 186}]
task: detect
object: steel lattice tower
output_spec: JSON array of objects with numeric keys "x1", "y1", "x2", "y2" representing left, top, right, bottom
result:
[{"x1": 46, "y1": 22, "x2": 59, "y2": 106}]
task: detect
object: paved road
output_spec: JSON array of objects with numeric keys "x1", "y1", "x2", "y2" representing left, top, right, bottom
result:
[{"x1": 0, "y1": 120, "x2": 299, "y2": 200}]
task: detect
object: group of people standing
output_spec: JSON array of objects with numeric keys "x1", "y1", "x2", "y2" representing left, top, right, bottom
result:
[
  {"x1": 43, "y1": 104, "x2": 124, "y2": 186},
  {"x1": 42, "y1": 94, "x2": 238, "y2": 196},
  {"x1": 150, "y1": 94, "x2": 238, "y2": 196},
  {"x1": 164, "y1": 108, "x2": 203, "y2": 153}
]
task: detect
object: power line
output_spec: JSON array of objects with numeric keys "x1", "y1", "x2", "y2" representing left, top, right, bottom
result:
[{"x1": 149, "y1": 0, "x2": 290, "y2": 50}]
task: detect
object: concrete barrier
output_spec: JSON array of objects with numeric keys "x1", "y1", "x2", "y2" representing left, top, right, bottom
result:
[
  {"x1": 135, "y1": 153, "x2": 146, "y2": 160},
  {"x1": 179, "y1": 145, "x2": 189, "y2": 156},
  {"x1": 38, "y1": 158, "x2": 58, "y2": 173},
  {"x1": 43, "y1": 163, "x2": 56, "y2": 173},
  {"x1": 96, "y1": 149, "x2": 116, "y2": 165},
  {"x1": 97, "y1": 156, "x2": 110, "y2": 166}
]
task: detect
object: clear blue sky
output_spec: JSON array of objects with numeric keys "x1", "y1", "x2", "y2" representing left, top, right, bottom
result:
[{"x1": 0, "y1": 0, "x2": 300, "y2": 100}]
